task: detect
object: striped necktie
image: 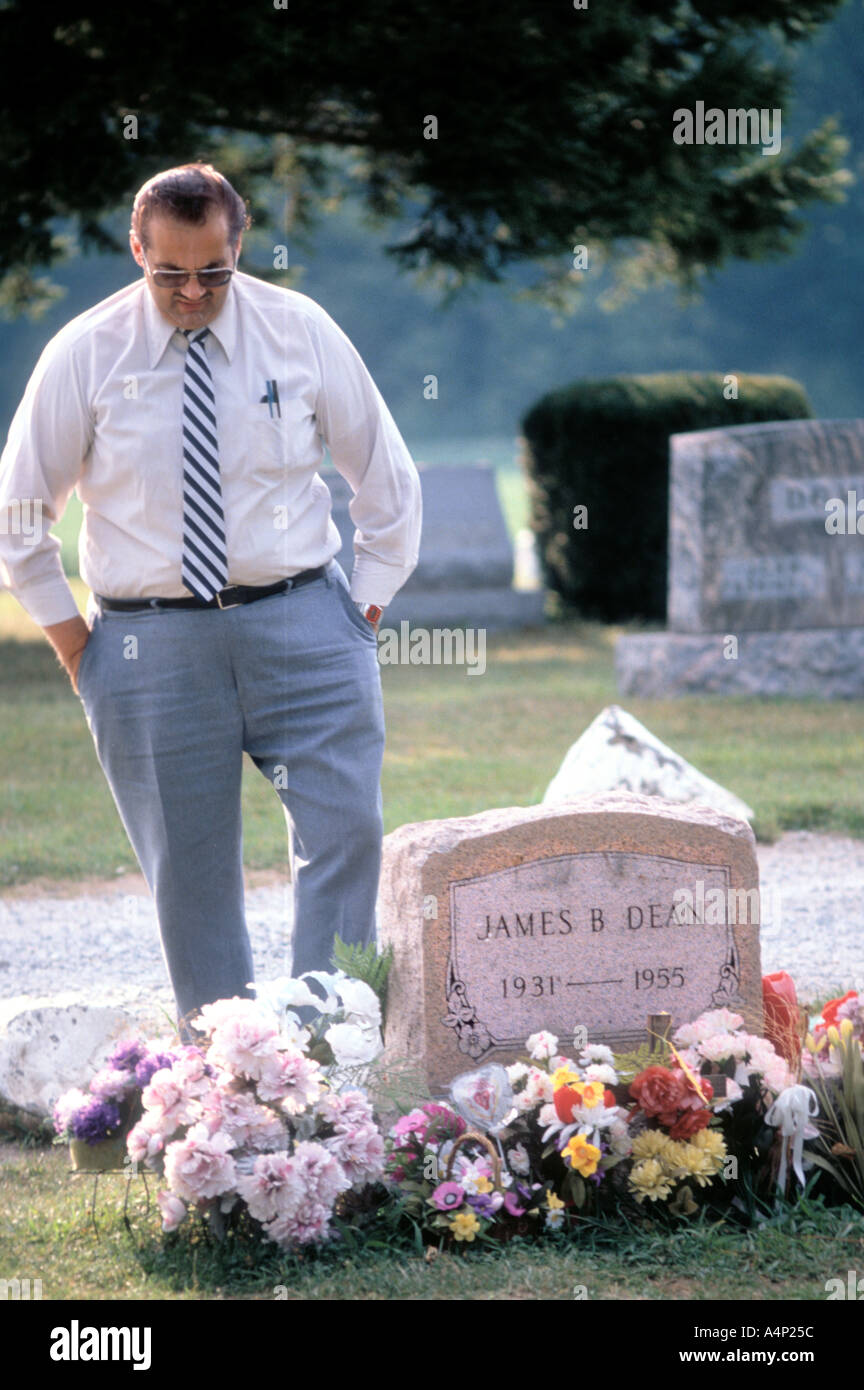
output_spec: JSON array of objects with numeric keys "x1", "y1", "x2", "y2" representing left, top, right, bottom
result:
[{"x1": 180, "y1": 326, "x2": 228, "y2": 602}]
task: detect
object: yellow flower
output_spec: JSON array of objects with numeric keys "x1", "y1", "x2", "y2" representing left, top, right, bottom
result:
[
  {"x1": 545, "y1": 1189, "x2": 566, "y2": 1210},
  {"x1": 689, "y1": 1128, "x2": 727, "y2": 1171},
  {"x1": 671, "y1": 1143, "x2": 717, "y2": 1187},
  {"x1": 840, "y1": 1018, "x2": 855, "y2": 1041},
  {"x1": 449, "y1": 1210, "x2": 481, "y2": 1242},
  {"x1": 656, "y1": 1138, "x2": 687, "y2": 1174},
  {"x1": 551, "y1": 1066, "x2": 580, "y2": 1089},
  {"x1": 631, "y1": 1129, "x2": 673, "y2": 1161},
  {"x1": 562, "y1": 1132, "x2": 601, "y2": 1176},
  {"x1": 827, "y1": 1025, "x2": 840, "y2": 1047},
  {"x1": 473, "y1": 1175, "x2": 493, "y2": 1195},
  {"x1": 689, "y1": 1127, "x2": 724, "y2": 1154},
  {"x1": 577, "y1": 1081, "x2": 605, "y2": 1109},
  {"x1": 629, "y1": 1159, "x2": 674, "y2": 1203}
]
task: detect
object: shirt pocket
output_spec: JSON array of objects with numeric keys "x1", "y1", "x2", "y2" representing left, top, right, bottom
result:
[{"x1": 245, "y1": 397, "x2": 314, "y2": 473}]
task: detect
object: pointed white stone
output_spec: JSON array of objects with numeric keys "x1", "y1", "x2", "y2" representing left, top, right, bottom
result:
[{"x1": 542, "y1": 705, "x2": 754, "y2": 821}]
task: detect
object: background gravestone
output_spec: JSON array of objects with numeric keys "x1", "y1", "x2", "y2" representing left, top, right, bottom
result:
[
  {"x1": 543, "y1": 704, "x2": 754, "y2": 821},
  {"x1": 324, "y1": 462, "x2": 545, "y2": 629},
  {"x1": 378, "y1": 792, "x2": 763, "y2": 1094},
  {"x1": 617, "y1": 419, "x2": 864, "y2": 697}
]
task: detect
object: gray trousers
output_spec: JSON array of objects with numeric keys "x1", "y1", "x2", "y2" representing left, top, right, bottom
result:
[{"x1": 76, "y1": 561, "x2": 385, "y2": 1029}]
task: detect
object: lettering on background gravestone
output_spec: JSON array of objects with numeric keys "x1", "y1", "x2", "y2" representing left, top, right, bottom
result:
[{"x1": 668, "y1": 419, "x2": 864, "y2": 634}]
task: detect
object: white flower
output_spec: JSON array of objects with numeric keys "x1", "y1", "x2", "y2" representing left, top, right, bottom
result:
[
  {"x1": 545, "y1": 1206, "x2": 566, "y2": 1230},
  {"x1": 254, "y1": 976, "x2": 326, "y2": 1015},
  {"x1": 761, "y1": 1060, "x2": 795, "y2": 1097},
  {"x1": 516, "y1": 1068, "x2": 554, "y2": 1112},
  {"x1": 324, "y1": 1022, "x2": 382, "y2": 1067},
  {"x1": 578, "y1": 1044, "x2": 615, "y2": 1068},
  {"x1": 608, "y1": 1119, "x2": 632, "y2": 1157},
  {"x1": 508, "y1": 1142, "x2": 531, "y2": 1176},
  {"x1": 697, "y1": 1032, "x2": 747, "y2": 1064},
  {"x1": 537, "y1": 1102, "x2": 557, "y2": 1129},
  {"x1": 278, "y1": 1015, "x2": 312, "y2": 1049},
  {"x1": 453, "y1": 1157, "x2": 493, "y2": 1195},
  {"x1": 526, "y1": 1031, "x2": 558, "y2": 1061},
  {"x1": 674, "y1": 1046, "x2": 703, "y2": 1074},
  {"x1": 583, "y1": 1063, "x2": 618, "y2": 1086},
  {"x1": 506, "y1": 1062, "x2": 530, "y2": 1086},
  {"x1": 677, "y1": 1008, "x2": 743, "y2": 1045},
  {"x1": 335, "y1": 978, "x2": 381, "y2": 1029},
  {"x1": 299, "y1": 971, "x2": 344, "y2": 1014}
]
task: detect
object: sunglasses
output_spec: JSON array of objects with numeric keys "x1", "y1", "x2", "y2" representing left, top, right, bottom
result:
[{"x1": 141, "y1": 251, "x2": 236, "y2": 289}]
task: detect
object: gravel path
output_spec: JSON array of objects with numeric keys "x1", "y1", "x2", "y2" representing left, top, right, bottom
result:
[{"x1": 0, "y1": 831, "x2": 862, "y2": 1021}]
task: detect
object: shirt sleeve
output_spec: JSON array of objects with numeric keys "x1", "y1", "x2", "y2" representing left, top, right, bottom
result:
[
  {"x1": 309, "y1": 308, "x2": 422, "y2": 606},
  {"x1": 0, "y1": 335, "x2": 92, "y2": 626}
]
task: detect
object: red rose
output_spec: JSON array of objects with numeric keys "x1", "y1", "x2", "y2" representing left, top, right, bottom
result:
[
  {"x1": 629, "y1": 1066, "x2": 687, "y2": 1122},
  {"x1": 668, "y1": 1108, "x2": 712, "y2": 1141}
]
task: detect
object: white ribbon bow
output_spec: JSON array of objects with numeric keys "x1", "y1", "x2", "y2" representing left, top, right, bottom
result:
[{"x1": 765, "y1": 1084, "x2": 819, "y2": 1192}]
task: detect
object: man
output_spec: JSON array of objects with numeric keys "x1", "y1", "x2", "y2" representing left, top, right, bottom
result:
[{"x1": 0, "y1": 163, "x2": 421, "y2": 1029}]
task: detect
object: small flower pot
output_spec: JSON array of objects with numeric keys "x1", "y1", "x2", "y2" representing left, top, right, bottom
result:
[{"x1": 69, "y1": 1134, "x2": 129, "y2": 1172}]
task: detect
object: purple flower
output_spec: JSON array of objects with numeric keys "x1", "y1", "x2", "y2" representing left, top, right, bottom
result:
[
  {"x1": 134, "y1": 1052, "x2": 175, "y2": 1088},
  {"x1": 108, "y1": 1039, "x2": 148, "y2": 1073},
  {"x1": 503, "y1": 1181, "x2": 535, "y2": 1217},
  {"x1": 70, "y1": 1099, "x2": 123, "y2": 1144},
  {"x1": 503, "y1": 1191, "x2": 527, "y2": 1217},
  {"x1": 467, "y1": 1192, "x2": 499, "y2": 1217}
]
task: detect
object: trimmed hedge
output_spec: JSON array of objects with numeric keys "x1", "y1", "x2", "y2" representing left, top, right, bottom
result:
[{"x1": 521, "y1": 372, "x2": 812, "y2": 622}]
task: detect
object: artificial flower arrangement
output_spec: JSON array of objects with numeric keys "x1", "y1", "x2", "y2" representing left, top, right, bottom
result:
[
  {"x1": 53, "y1": 967, "x2": 390, "y2": 1249},
  {"x1": 52, "y1": 1038, "x2": 169, "y2": 1160},
  {"x1": 52, "y1": 964, "x2": 864, "y2": 1253},
  {"x1": 383, "y1": 1025, "x2": 733, "y2": 1244},
  {"x1": 383, "y1": 985, "x2": 864, "y2": 1245}
]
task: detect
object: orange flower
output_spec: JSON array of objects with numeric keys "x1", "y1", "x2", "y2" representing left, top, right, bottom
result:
[
  {"x1": 762, "y1": 972, "x2": 803, "y2": 1069},
  {"x1": 822, "y1": 991, "x2": 858, "y2": 1029}
]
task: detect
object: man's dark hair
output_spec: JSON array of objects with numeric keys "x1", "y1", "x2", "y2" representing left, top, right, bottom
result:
[{"x1": 131, "y1": 163, "x2": 250, "y2": 248}]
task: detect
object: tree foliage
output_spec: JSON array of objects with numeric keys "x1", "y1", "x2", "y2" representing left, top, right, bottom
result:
[{"x1": 0, "y1": 0, "x2": 852, "y2": 312}]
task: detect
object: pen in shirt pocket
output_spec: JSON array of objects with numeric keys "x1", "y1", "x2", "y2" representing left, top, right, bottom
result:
[{"x1": 260, "y1": 379, "x2": 281, "y2": 418}]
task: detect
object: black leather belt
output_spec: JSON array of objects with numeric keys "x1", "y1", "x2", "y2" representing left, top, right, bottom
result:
[{"x1": 97, "y1": 567, "x2": 326, "y2": 613}]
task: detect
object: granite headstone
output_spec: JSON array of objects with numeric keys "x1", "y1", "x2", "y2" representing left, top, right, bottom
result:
[
  {"x1": 378, "y1": 792, "x2": 763, "y2": 1093},
  {"x1": 617, "y1": 419, "x2": 864, "y2": 697}
]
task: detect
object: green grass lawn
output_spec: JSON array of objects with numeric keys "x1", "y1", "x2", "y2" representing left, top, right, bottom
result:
[
  {"x1": 3, "y1": 1142, "x2": 862, "y2": 1301},
  {"x1": 2, "y1": 582, "x2": 864, "y2": 885}
]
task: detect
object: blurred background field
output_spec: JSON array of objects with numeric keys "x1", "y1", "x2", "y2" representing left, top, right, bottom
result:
[{"x1": 2, "y1": 579, "x2": 863, "y2": 887}]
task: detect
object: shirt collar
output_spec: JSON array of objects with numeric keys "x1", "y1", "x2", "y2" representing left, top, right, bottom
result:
[{"x1": 142, "y1": 278, "x2": 238, "y2": 368}]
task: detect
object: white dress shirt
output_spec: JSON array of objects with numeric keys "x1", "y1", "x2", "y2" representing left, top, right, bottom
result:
[{"x1": 0, "y1": 270, "x2": 422, "y2": 625}]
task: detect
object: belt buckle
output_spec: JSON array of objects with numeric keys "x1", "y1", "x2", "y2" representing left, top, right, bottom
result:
[{"x1": 216, "y1": 588, "x2": 241, "y2": 610}]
